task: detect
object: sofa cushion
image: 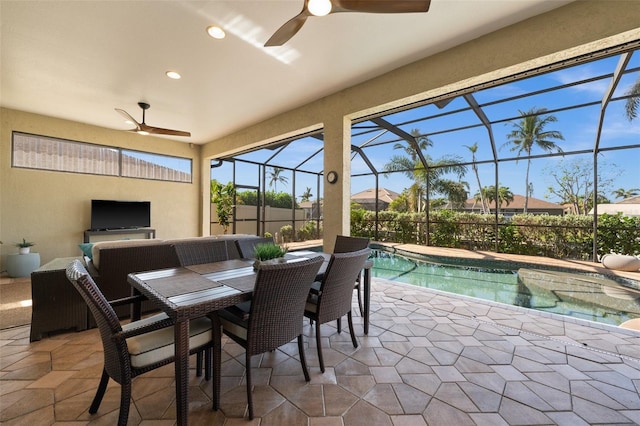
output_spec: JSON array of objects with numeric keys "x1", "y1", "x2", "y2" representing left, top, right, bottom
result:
[{"x1": 91, "y1": 239, "x2": 166, "y2": 269}]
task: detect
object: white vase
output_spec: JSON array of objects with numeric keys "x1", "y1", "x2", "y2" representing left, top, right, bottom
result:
[{"x1": 18, "y1": 247, "x2": 30, "y2": 255}]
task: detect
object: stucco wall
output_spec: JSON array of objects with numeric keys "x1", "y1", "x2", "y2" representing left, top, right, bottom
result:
[{"x1": 0, "y1": 108, "x2": 202, "y2": 267}]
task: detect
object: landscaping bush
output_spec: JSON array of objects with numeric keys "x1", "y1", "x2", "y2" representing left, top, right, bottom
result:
[{"x1": 351, "y1": 209, "x2": 639, "y2": 260}]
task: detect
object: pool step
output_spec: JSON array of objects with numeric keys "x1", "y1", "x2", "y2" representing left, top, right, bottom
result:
[{"x1": 518, "y1": 268, "x2": 640, "y2": 317}]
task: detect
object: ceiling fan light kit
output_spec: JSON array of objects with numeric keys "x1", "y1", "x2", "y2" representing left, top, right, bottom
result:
[
  {"x1": 308, "y1": 0, "x2": 332, "y2": 16},
  {"x1": 265, "y1": 0, "x2": 431, "y2": 47},
  {"x1": 115, "y1": 102, "x2": 191, "y2": 137}
]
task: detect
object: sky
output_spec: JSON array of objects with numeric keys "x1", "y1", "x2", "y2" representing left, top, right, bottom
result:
[{"x1": 211, "y1": 49, "x2": 640, "y2": 205}]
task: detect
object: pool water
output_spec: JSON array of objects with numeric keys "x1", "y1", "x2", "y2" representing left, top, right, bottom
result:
[{"x1": 370, "y1": 249, "x2": 640, "y2": 326}]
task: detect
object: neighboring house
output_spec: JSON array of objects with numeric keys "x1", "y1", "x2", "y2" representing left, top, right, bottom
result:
[
  {"x1": 589, "y1": 196, "x2": 640, "y2": 217},
  {"x1": 351, "y1": 188, "x2": 400, "y2": 211},
  {"x1": 461, "y1": 195, "x2": 564, "y2": 216}
]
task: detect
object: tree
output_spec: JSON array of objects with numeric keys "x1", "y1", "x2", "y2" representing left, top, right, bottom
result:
[
  {"x1": 463, "y1": 142, "x2": 487, "y2": 213},
  {"x1": 383, "y1": 130, "x2": 433, "y2": 212},
  {"x1": 300, "y1": 187, "x2": 313, "y2": 202},
  {"x1": 625, "y1": 77, "x2": 640, "y2": 121},
  {"x1": 480, "y1": 185, "x2": 514, "y2": 213},
  {"x1": 544, "y1": 158, "x2": 618, "y2": 215},
  {"x1": 267, "y1": 166, "x2": 288, "y2": 192},
  {"x1": 612, "y1": 187, "x2": 640, "y2": 200},
  {"x1": 210, "y1": 180, "x2": 235, "y2": 234},
  {"x1": 384, "y1": 129, "x2": 467, "y2": 212},
  {"x1": 433, "y1": 180, "x2": 469, "y2": 209},
  {"x1": 502, "y1": 107, "x2": 564, "y2": 213}
]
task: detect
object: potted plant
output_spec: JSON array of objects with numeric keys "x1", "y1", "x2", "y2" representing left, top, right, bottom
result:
[
  {"x1": 16, "y1": 238, "x2": 35, "y2": 254},
  {"x1": 253, "y1": 242, "x2": 288, "y2": 269}
]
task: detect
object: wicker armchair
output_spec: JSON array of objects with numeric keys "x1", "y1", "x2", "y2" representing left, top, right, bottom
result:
[
  {"x1": 171, "y1": 238, "x2": 229, "y2": 266},
  {"x1": 66, "y1": 260, "x2": 215, "y2": 426},
  {"x1": 305, "y1": 247, "x2": 371, "y2": 373},
  {"x1": 213, "y1": 256, "x2": 323, "y2": 419},
  {"x1": 234, "y1": 236, "x2": 275, "y2": 259},
  {"x1": 333, "y1": 235, "x2": 370, "y2": 315}
]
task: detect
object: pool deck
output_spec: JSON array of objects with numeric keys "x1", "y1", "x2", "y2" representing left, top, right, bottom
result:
[{"x1": 4, "y1": 241, "x2": 640, "y2": 424}]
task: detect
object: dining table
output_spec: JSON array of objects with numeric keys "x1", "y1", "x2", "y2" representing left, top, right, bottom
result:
[{"x1": 127, "y1": 250, "x2": 372, "y2": 425}]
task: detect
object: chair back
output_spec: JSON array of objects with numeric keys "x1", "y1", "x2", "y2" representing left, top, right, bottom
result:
[
  {"x1": 246, "y1": 256, "x2": 323, "y2": 355},
  {"x1": 333, "y1": 235, "x2": 370, "y2": 253},
  {"x1": 66, "y1": 259, "x2": 128, "y2": 383},
  {"x1": 235, "y1": 236, "x2": 275, "y2": 259},
  {"x1": 171, "y1": 238, "x2": 229, "y2": 266},
  {"x1": 316, "y1": 248, "x2": 371, "y2": 323}
]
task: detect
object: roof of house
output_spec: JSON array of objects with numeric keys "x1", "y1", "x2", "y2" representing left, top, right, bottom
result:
[
  {"x1": 617, "y1": 195, "x2": 640, "y2": 204},
  {"x1": 465, "y1": 195, "x2": 564, "y2": 210},
  {"x1": 351, "y1": 188, "x2": 401, "y2": 204}
]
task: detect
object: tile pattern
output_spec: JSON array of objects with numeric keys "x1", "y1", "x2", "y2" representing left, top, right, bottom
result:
[{"x1": 2, "y1": 276, "x2": 640, "y2": 425}]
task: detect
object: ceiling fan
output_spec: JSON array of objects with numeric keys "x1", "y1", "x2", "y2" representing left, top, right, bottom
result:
[
  {"x1": 115, "y1": 102, "x2": 191, "y2": 137},
  {"x1": 265, "y1": 0, "x2": 431, "y2": 47}
]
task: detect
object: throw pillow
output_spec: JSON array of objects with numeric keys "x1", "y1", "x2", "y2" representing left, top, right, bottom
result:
[{"x1": 78, "y1": 243, "x2": 94, "y2": 259}]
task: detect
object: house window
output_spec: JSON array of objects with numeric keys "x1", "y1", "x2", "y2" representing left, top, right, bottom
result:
[{"x1": 11, "y1": 132, "x2": 192, "y2": 183}]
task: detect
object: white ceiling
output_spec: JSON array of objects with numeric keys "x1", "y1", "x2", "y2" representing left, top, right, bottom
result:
[{"x1": 0, "y1": 0, "x2": 571, "y2": 145}]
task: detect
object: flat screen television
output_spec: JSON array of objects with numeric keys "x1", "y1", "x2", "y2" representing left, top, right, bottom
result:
[{"x1": 90, "y1": 200, "x2": 151, "y2": 231}]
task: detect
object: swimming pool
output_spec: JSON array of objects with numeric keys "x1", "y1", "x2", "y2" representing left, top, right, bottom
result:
[{"x1": 370, "y1": 248, "x2": 640, "y2": 326}]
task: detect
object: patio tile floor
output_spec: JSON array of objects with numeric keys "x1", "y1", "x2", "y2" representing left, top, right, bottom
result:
[{"x1": 2, "y1": 264, "x2": 640, "y2": 424}]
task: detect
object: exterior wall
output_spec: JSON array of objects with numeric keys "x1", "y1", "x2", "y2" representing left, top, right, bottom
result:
[
  {"x1": 210, "y1": 204, "x2": 305, "y2": 240},
  {"x1": 0, "y1": 108, "x2": 202, "y2": 267}
]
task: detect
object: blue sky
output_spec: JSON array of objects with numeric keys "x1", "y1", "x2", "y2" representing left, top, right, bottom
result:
[{"x1": 212, "y1": 50, "x2": 640, "y2": 205}]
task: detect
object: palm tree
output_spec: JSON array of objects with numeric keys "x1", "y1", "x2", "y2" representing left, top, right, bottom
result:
[
  {"x1": 463, "y1": 142, "x2": 487, "y2": 213},
  {"x1": 612, "y1": 187, "x2": 640, "y2": 200},
  {"x1": 384, "y1": 129, "x2": 467, "y2": 212},
  {"x1": 383, "y1": 130, "x2": 432, "y2": 212},
  {"x1": 267, "y1": 167, "x2": 288, "y2": 192},
  {"x1": 502, "y1": 107, "x2": 564, "y2": 213},
  {"x1": 481, "y1": 185, "x2": 514, "y2": 214},
  {"x1": 625, "y1": 77, "x2": 640, "y2": 121},
  {"x1": 300, "y1": 187, "x2": 313, "y2": 202}
]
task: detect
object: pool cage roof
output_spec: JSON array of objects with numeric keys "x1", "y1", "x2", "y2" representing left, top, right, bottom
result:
[{"x1": 211, "y1": 40, "x2": 640, "y2": 254}]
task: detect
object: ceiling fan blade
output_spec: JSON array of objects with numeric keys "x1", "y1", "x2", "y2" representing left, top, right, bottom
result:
[
  {"x1": 264, "y1": 7, "x2": 310, "y2": 46},
  {"x1": 332, "y1": 0, "x2": 430, "y2": 13},
  {"x1": 115, "y1": 108, "x2": 141, "y2": 131},
  {"x1": 141, "y1": 123, "x2": 191, "y2": 137}
]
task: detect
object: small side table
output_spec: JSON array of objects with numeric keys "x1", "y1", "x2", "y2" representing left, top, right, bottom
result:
[
  {"x1": 6, "y1": 253, "x2": 41, "y2": 278},
  {"x1": 30, "y1": 256, "x2": 87, "y2": 341}
]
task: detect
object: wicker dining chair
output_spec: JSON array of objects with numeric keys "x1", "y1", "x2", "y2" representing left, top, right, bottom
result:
[
  {"x1": 65, "y1": 260, "x2": 215, "y2": 426},
  {"x1": 212, "y1": 256, "x2": 323, "y2": 420},
  {"x1": 333, "y1": 235, "x2": 370, "y2": 315},
  {"x1": 234, "y1": 236, "x2": 275, "y2": 259},
  {"x1": 171, "y1": 238, "x2": 229, "y2": 266},
  {"x1": 304, "y1": 247, "x2": 371, "y2": 373}
]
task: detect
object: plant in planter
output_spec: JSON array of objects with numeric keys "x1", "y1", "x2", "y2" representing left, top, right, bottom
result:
[
  {"x1": 16, "y1": 238, "x2": 35, "y2": 254},
  {"x1": 253, "y1": 243, "x2": 288, "y2": 269}
]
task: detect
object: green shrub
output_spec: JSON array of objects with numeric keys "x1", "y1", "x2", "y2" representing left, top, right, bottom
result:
[{"x1": 280, "y1": 225, "x2": 294, "y2": 243}]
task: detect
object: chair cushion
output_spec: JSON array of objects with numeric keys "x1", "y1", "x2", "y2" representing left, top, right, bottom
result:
[
  {"x1": 218, "y1": 304, "x2": 251, "y2": 340},
  {"x1": 305, "y1": 294, "x2": 319, "y2": 314},
  {"x1": 125, "y1": 316, "x2": 212, "y2": 368}
]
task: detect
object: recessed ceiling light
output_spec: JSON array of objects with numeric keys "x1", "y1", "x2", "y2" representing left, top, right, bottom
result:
[
  {"x1": 207, "y1": 25, "x2": 225, "y2": 39},
  {"x1": 166, "y1": 70, "x2": 181, "y2": 79}
]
